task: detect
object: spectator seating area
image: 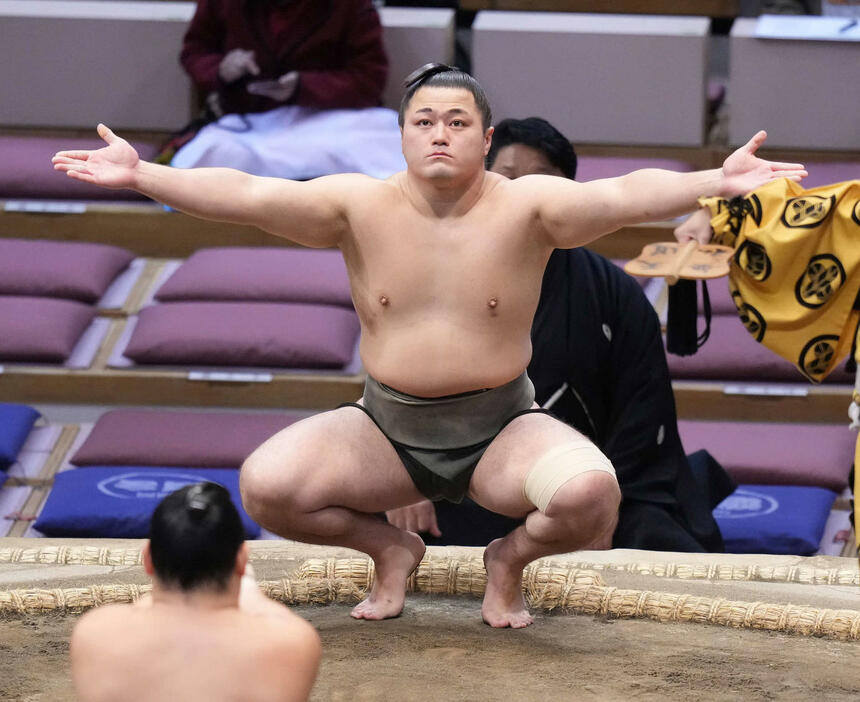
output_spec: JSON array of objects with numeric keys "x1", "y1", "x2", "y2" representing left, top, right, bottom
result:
[
  {"x1": 1, "y1": 401, "x2": 853, "y2": 555},
  {"x1": 0, "y1": 2, "x2": 457, "y2": 130},
  {"x1": 0, "y1": 242, "x2": 365, "y2": 408},
  {"x1": 472, "y1": 13, "x2": 711, "y2": 146},
  {"x1": 0, "y1": 4, "x2": 857, "y2": 556},
  {"x1": 0, "y1": 404, "x2": 296, "y2": 538},
  {"x1": 729, "y1": 17, "x2": 859, "y2": 151}
]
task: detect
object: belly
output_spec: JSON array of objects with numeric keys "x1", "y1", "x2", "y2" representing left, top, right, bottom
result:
[{"x1": 358, "y1": 316, "x2": 533, "y2": 397}]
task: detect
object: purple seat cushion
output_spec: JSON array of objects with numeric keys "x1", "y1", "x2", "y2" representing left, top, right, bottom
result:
[
  {"x1": 0, "y1": 238, "x2": 134, "y2": 302},
  {"x1": 577, "y1": 157, "x2": 694, "y2": 183},
  {"x1": 801, "y1": 162, "x2": 859, "y2": 189},
  {"x1": 667, "y1": 314, "x2": 854, "y2": 384},
  {"x1": 124, "y1": 302, "x2": 360, "y2": 369},
  {"x1": 678, "y1": 420, "x2": 854, "y2": 491},
  {"x1": 0, "y1": 296, "x2": 95, "y2": 362},
  {"x1": 72, "y1": 409, "x2": 305, "y2": 468},
  {"x1": 0, "y1": 136, "x2": 158, "y2": 201},
  {"x1": 155, "y1": 247, "x2": 352, "y2": 307},
  {"x1": 699, "y1": 277, "x2": 737, "y2": 315}
]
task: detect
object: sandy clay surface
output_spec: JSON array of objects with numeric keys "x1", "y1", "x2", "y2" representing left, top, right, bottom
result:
[
  {"x1": 1, "y1": 541, "x2": 858, "y2": 701},
  {"x1": 2, "y1": 596, "x2": 860, "y2": 702}
]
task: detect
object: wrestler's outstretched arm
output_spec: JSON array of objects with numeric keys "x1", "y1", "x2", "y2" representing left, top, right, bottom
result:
[
  {"x1": 52, "y1": 124, "x2": 353, "y2": 248},
  {"x1": 523, "y1": 130, "x2": 806, "y2": 249}
]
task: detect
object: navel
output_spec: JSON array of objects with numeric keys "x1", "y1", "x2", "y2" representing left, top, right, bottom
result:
[
  {"x1": 487, "y1": 297, "x2": 498, "y2": 309},
  {"x1": 379, "y1": 295, "x2": 389, "y2": 307}
]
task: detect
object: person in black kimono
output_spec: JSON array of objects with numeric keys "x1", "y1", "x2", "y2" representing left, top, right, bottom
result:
[{"x1": 386, "y1": 117, "x2": 732, "y2": 551}]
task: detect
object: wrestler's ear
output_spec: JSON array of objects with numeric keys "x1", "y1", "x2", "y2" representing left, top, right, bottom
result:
[
  {"x1": 483, "y1": 126, "x2": 494, "y2": 157},
  {"x1": 142, "y1": 541, "x2": 155, "y2": 576},
  {"x1": 235, "y1": 542, "x2": 249, "y2": 577}
]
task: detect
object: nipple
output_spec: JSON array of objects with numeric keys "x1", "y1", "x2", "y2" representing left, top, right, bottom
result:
[
  {"x1": 379, "y1": 295, "x2": 389, "y2": 306},
  {"x1": 487, "y1": 297, "x2": 498, "y2": 309}
]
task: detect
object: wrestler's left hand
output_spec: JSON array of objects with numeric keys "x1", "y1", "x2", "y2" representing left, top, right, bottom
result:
[
  {"x1": 386, "y1": 500, "x2": 441, "y2": 537},
  {"x1": 720, "y1": 131, "x2": 806, "y2": 198}
]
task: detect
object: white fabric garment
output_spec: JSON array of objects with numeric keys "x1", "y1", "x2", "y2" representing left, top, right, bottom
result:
[{"x1": 171, "y1": 105, "x2": 407, "y2": 180}]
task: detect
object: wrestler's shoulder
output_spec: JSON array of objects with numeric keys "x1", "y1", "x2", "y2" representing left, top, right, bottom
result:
[
  {"x1": 486, "y1": 172, "x2": 580, "y2": 197},
  {"x1": 314, "y1": 171, "x2": 404, "y2": 190},
  {"x1": 71, "y1": 602, "x2": 140, "y2": 654},
  {"x1": 244, "y1": 609, "x2": 322, "y2": 661},
  {"x1": 310, "y1": 171, "x2": 404, "y2": 206}
]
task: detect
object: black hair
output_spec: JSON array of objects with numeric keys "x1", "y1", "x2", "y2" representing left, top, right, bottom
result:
[
  {"x1": 149, "y1": 482, "x2": 245, "y2": 592},
  {"x1": 398, "y1": 63, "x2": 493, "y2": 131},
  {"x1": 486, "y1": 117, "x2": 578, "y2": 180}
]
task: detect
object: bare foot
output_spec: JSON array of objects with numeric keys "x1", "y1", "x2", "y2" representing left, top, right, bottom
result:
[
  {"x1": 481, "y1": 538, "x2": 533, "y2": 629},
  {"x1": 350, "y1": 531, "x2": 425, "y2": 621}
]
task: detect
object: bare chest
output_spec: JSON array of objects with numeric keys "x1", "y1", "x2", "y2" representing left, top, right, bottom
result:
[{"x1": 344, "y1": 207, "x2": 548, "y2": 316}]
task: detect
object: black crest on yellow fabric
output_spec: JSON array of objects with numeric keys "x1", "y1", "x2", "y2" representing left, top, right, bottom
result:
[
  {"x1": 735, "y1": 240, "x2": 772, "y2": 282},
  {"x1": 781, "y1": 195, "x2": 836, "y2": 229},
  {"x1": 795, "y1": 254, "x2": 846, "y2": 309},
  {"x1": 731, "y1": 289, "x2": 766, "y2": 342},
  {"x1": 748, "y1": 194, "x2": 763, "y2": 226},
  {"x1": 723, "y1": 194, "x2": 763, "y2": 246},
  {"x1": 852, "y1": 199, "x2": 860, "y2": 227},
  {"x1": 799, "y1": 334, "x2": 839, "y2": 381}
]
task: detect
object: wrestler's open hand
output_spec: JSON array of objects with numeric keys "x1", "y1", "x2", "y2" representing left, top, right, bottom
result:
[
  {"x1": 720, "y1": 131, "x2": 807, "y2": 198},
  {"x1": 674, "y1": 207, "x2": 713, "y2": 245},
  {"x1": 52, "y1": 124, "x2": 139, "y2": 189},
  {"x1": 386, "y1": 499, "x2": 441, "y2": 537}
]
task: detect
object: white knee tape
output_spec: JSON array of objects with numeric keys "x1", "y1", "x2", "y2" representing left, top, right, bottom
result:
[{"x1": 523, "y1": 440, "x2": 616, "y2": 512}]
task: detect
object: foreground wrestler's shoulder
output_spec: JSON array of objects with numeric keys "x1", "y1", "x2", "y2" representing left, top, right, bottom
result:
[
  {"x1": 70, "y1": 603, "x2": 133, "y2": 654},
  {"x1": 252, "y1": 611, "x2": 322, "y2": 664}
]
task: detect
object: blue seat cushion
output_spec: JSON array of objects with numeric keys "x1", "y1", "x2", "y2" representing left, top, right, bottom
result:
[
  {"x1": 35, "y1": 467, "x2": 259, "y2": 539},
  {"x1": 0, "y1": 403, "x2": 40, "y2": 469},
  {"x1": 714, "y1": 484, "x2": 837, "y2": 556}
]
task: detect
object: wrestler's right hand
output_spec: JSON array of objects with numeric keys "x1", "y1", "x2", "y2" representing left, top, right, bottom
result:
[
  {"x1": 386, "y1": 500, "x2": 441, "y2": 537},
  {"x1": 52, "y1": 124, "x2": 139, "y2": 189}
]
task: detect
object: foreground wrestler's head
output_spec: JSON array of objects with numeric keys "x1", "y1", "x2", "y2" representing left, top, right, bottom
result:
[
  {"x1": 398, "y1": 63, "x2": 494, "y2": 181},
  {"x1": 486, "y1": 117, "x2": 578, "y2": 181},
  {"x1": 144, "y1": 482, "x2": 247, "y2": 592}
]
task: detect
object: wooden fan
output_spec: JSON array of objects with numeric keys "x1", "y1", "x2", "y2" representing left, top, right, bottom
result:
[{"x1": 624, "y1": 241, "x2": 734, "y2": 285}]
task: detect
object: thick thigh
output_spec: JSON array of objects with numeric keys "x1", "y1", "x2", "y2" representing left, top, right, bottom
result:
[
  {"x1": 241, "y1": 406, "x2": 424, "y2": 513},
  {"x1": 468, "y1": 411, "x2": 602, "y2": 517}
]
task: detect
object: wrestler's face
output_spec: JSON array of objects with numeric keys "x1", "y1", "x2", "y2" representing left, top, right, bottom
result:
[
  {"x1": 488, "y1": 144, "x2": 565, "y2": 180},
  {"x1": 401, "y1": 86, "x2": 492, "y2": 181}
]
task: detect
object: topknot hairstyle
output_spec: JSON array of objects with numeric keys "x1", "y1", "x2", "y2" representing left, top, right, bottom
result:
[
  {"x1": 149, "y1": 482, "x2": 245, "y2": 592},
  {"x1": 398, "y1": 63, "x2": 493, "y2": 130}
]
